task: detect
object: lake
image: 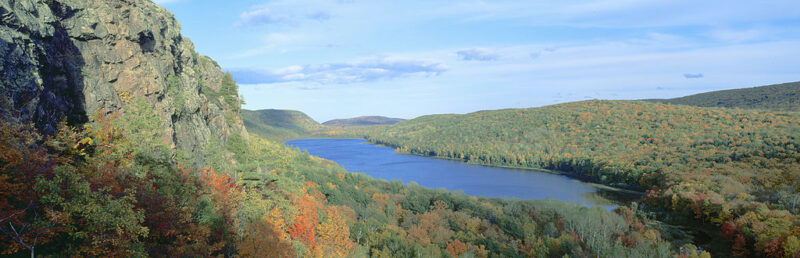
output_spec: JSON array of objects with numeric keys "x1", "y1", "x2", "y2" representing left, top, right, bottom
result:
[{"x1": 286, "y1": 138, "x2": 625, "y2": 207}]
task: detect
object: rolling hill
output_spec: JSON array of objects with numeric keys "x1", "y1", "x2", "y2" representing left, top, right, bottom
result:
[
  {"x1": 645, "y1": 81, "x2": 800, "y2": 111},
  {"x1": 362, "y1": 100, "x2": 800, "y2": 256},
  {"x1": 241, "y1": 109, "x2": 322, "y2": 142},
  {"x1": 0, "y1": 0, "x2": 687, "y2": 257},
  {"x1": 322, "y1": 116, "x2": 406, "y2": 127}
]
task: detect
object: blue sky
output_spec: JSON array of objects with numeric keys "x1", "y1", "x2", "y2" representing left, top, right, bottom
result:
[{"x1": 155, "y1": 0, "x2": 800, "y2": 122}]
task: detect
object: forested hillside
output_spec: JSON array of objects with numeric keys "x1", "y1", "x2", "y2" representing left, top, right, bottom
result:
[
  {"x1": 363, "y1": 100, "x2": 800, "y2": 257},
  {"x1": 646, "y1": 81, "x2": 800, "y2": 111},
  {"x1": 0, "y1": 0, "x2": 689, "y2": 257},
  {"x1": 241, "y1": 109, "x2": 323, "y2": 142},
  {"x1": 323, "y1": 116, "x2": 406, "y2": 127},
  {"x1": 0, "y1": 98, "x2": 683, "y2": 257}
]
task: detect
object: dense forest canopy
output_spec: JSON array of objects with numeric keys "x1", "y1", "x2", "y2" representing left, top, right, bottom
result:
[
  {"x1": 241, "y1": 109, "x2": 324, "y2": 142},
  {"x1": 645, "y1": 81, "x2": 800, "y2": 112},
  {"x1": 357, "y1": 100, "x2": 800, "y2": 257},
  {"x1": 323, "y1": 116, "x2": 406, "y2": 127},
  {"x1": 3, "y1": 0, "x2": 799, "y2": 256},
  {"x1": 1, "y1": 98, "x2": 683, "y2": 257}
]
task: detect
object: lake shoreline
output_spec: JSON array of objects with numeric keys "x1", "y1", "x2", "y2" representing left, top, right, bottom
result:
[
  {"x1": 288, "y1": 138, "x2": 639, "y2": 206},
  {"x1": 363, "y1": 140, "x2": 646, "y2": 197}
]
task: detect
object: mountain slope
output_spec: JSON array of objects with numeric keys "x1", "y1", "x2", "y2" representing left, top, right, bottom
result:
[
  {"x1": 241, "y1": 109, "x2": 322, "y2": 142},
  {"x1": 0, "y1": 0, "x2": 246, "y2": 160},
  {"x1": 0, "y1": 1, "x2": 696, "y2": 257},
  {"x1": 323, "y1": 116, "x2": 405, "y2": 127},
  {"x1": 645, "y1": 81, "x2": 800, "y2": 111},
  {"x1": 364, "y1": 100, "x2": 800, "y2": 256}
]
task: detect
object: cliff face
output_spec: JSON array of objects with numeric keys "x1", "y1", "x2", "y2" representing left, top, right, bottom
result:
[{"x1": 0, "y1": 0, "x2": 246, "y2": 158}]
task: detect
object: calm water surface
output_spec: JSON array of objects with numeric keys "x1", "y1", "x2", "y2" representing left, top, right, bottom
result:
[{"x1": 287, "y1": 139, "x2": 616, "y2": 206}]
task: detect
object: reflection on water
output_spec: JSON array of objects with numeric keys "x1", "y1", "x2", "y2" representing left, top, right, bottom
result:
[{"x1": 287, "y1": 139, "x2": 636, "y2": 207}]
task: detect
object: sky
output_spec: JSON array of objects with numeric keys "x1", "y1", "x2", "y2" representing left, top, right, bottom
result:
[{"x1": 154, "y1": 0, "x2": 800, "y2": 122}]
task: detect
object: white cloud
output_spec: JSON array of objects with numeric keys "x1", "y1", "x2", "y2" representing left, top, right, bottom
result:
[
  {"x1": 235, "y1": 2, "x2": 336, "y2": 27},
  {"x1": 230, "y1": 57, "x2": 447, "y2": 84},
  {"x1": 232, "y1": 33, "x2": 313, "y2": 58},
  {"x1": 709, "y1": 28, "x2": 764, "y2": 43},
  {"x1": 414, "y1": 0, "x2": 800, "y2": 29},
  {"x1": 529, "y1": 47, "x2": 558, "y2": 59},
  {"x1": 306, "y1": 11, "x2": 331, "y2": 21},
  {"x1": 235, "y1": 6, "x2": 286, "y2": 27},
  {"x1": 457, "y1": 48, "x2": 500, "y2": 61}
]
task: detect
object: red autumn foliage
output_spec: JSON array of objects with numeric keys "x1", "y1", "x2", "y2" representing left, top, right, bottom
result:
[
  {"x1": 720, "y1": 221, "x2": 737, "y2": 242},
  {"x1": 288, "y1": 194, "x2": 318, "y2": 249},
  {"x1": 446, "y1": 239, "x2": 468, "y2": 257},
  {"x1": 763, "y1": 237, "x2": 785, "y2": 258},
  {"x1": 732, "y1": 235, "x2": 749, "y2": 257}
]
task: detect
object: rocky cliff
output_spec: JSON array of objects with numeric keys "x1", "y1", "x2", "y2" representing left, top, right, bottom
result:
[{"x1": 0, "y1": 0, "x2": 246, "y2": 159}]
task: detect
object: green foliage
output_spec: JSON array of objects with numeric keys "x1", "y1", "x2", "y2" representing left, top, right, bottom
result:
[
  {"x1": 241, "y1": 109, "x2": 399, "y2": 142},
  {"x1": 199, "y1": 83, "x2": 222, "y2": 107},
  {"x1": 241, "y1": 109, "x2": 324, "y2": 142},
  {"x1": 358, "y1": 99, "x2": 800, "y2": 256},
  {"x1": 265, "y1": 139, "x2": 676, "y2": 256},
  {"x1": 225, "y1": 132, "x2": 247, "y2": 159},
  {"x1": 646, "y1": 81, "x2": 800, "y2": 111},
  {"x1": 323, "y1": 116, "x2": 406, "y2": 127},
  {"x1": 220, "y1": 72, "x2": 240, "y2": 112},
  {"x1": 166, "y1": 75, "x2": 185, "y2": 117},
  {"x1": 203, "y1": 136, "x2": 232, "y2": 175},
  {"x1": 0, "y1": 99, "x2": 240, "y2": 256},
  {"x1": 1, "y1": 106, "x2": 682, "y2": 257}
]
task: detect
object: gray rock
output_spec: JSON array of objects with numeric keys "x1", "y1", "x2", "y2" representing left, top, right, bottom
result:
[{"x1": 0, "y1": 0, "x2": 247, "y2": 163}]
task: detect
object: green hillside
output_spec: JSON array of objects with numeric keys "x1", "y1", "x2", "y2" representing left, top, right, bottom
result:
[
  {"x1": 323, "y1": 116, "x2": 406, "y2": 127},
  {"x1": 363, "y1": 100, "x2": 800, "y2": 256},
  {"x1": 646, "y1": 81, "x2": 800, "y2": 111},
  {"x1": 4, "y1": 0, "x2": 796, "y2": 257},
  {"x1": 1, "y1": 102, "x2": 679, "y2": 257},
  {"x1": 241, "y1": 109, "x2": 323, "y2": 142}
]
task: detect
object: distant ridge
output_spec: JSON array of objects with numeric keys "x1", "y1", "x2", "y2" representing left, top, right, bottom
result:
[
  {"x1": 323, "y1": 116, "x2": 406, "y2": 127},
  {"x1": 645, "y1": 81, "x2": 800, "y2": 111},
  {"x1": 241, "y1": 109, "x2": 321, "y2": 142}
]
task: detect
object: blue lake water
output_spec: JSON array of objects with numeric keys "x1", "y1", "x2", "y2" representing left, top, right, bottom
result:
[{"x1": 286, "y1": 139, "x2": 617, "y2": 206}]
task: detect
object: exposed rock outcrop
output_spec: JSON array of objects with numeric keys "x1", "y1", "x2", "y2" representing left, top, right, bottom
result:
[{"x1": 0, "y1": 0, "x2": 246, "y2": 160}]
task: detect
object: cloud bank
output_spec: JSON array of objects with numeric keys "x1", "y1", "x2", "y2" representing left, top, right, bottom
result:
[
  {"x1": 231, "y1": 58, "x2": 447, "y2": 84},
  {"x1": 457, "y1": 48, "x2": 500, "y2": 61},
  {"x1": 235, "y1": 7, "x2": 286, "y2": 27},
  {"x1": 235, "y1": 3, "x2": 333, "y2": 27}
]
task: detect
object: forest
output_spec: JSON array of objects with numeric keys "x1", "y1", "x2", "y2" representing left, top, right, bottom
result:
[
  {"x1": 646, "y1": 81, "x2": 800, "y2": 112},
  {"x1": 1, "y1": 98, "x2": 691, "y2": 257},
  {"x1": 241, "y1": 109, "x2": 325, "y2": 143},
  {"x1": 323, "y1": 116, "x2": 406, "y2": 127},
  {"x1": 3, "y1": 0, "x2": 796, "y2": 256},
  {"x1": 242, "y1": 109, "x2": 405, "y2": 142},
  {"x1": 360, "y1": 100, "x2": 800, "y2": 257}
]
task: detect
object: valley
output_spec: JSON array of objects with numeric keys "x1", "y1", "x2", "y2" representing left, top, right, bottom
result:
[
  {"x1": 286, "y1": 138, "x2": 636, "y2": 207},
  {"x1": 1, "y1": 0, "x2": 798, "y2": 257}
]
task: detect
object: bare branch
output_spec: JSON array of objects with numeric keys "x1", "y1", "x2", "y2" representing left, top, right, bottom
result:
[{"x1": 0, "y1": 201, "x2": 33, "y2": 223}]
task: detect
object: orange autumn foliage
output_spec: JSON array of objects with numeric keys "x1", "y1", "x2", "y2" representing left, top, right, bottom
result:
[
  {"x1": 237, "y1": 220, "x2": 295, "y2": 258},
  {"x1": 316, "y1": 206, "x2": 354, "y2": 257},
  {"x1": 446, "y1": 239, "x2": 468, "y2": 257},
  {"x1": 288, "y1": 194, "x2": 319, "y2": 249}
]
